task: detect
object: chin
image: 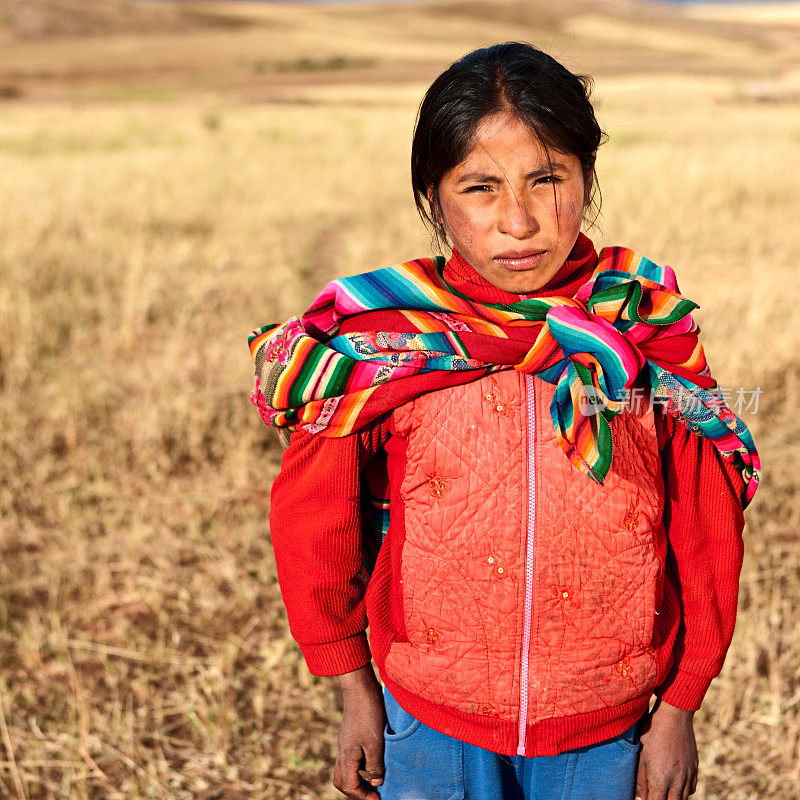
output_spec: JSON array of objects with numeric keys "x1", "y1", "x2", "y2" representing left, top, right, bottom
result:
[{"x1": 496, "y1": 272, "x2": 546, "y2": 294}]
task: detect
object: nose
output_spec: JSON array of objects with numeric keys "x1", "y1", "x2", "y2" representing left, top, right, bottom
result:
[{"x1": 497, "y1": 188, "x2": 539, "y2": 239}]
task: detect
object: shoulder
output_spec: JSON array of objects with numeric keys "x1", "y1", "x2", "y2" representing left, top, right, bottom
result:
[
  {"x1": 323, "y1": 255, "x2": 444, "y2": 292},
  {"x1": 595, "y1": 245, "x2": 683, "y2": 293},
  {"x1": 303, "y1": 255, "x2": 443, "y2": 332}
]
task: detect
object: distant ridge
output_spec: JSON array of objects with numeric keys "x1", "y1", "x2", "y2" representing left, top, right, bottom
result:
[{"x1": 2, "y1": 0, "x2": 259, "y2": 40}]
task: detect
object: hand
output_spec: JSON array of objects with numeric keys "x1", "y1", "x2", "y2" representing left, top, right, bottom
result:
[
  {"x1": 333, "y1": 665, "x2": 387, "y2": 800},
  {"x1": 635, "y1": 698, "x2": 699, "y2": 800}
]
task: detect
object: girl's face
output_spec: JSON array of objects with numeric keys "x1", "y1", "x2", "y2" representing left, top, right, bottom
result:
[{"x1": 432, "y1": 110, "x2": 593, "y2": 294}]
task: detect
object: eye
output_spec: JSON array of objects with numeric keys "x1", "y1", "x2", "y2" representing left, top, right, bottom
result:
[
  {"x1": 534, "y1": 175, "x2": 562, "y2": 186},
  {"x1": 463, "y1": 184, "x2": 493, "y2": 193}
]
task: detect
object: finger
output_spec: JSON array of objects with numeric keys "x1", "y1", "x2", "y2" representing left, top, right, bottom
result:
[
  {"x1": 635, "y1": 757, "x2": 648, "y2": 800},
  {"x1": 646, "y1": 770, "x2": 669, "y2": 800},
  {"x1": 333, "y1": 762, "x2": 352, "y2": 799},
  {"x1": 688, "y1": 761, "x2": 698, "y2": 796},
  {"x1": 333, "y1": 777, "x2": 377, "y2": 800},
  {"x1": 362, "y1": 738, "x2": 385, "y2": 787},
  {"x1": 676, "y1": 760, "x2": 698, "y2": 799},
  {"x1": 336, "y1": 747, "x2": 378, "y2": 800},
  {"x1": 668, "y1": 782, "x2": 688, "y2": 800}
]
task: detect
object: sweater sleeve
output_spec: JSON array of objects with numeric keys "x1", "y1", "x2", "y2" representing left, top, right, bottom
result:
[
  {"x1": 652, "y1": 404, "x2": 747, "y2": 711},
  {"x1": 268, "y1": 421, "x2": 390, "y2": 676}
]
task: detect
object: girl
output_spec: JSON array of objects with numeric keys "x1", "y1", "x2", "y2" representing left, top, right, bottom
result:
[{"x1": 248, "y1": 43, "x2": 760, "y2": 800}]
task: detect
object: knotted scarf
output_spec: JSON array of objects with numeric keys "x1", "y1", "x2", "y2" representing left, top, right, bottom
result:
[{"x1": 248, "y1": 246, "x2": 760, "y2": 509}]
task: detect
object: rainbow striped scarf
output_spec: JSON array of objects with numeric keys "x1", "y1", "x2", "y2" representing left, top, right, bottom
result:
[{"x1": 248, "y1": 246, "x2": 760, "y2": 509}]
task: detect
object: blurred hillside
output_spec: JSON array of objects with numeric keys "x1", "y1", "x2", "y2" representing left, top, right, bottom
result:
[
  {"x1": 2, "y1": 0, "x2": 800, "y2": 103},
  {"x1": 0, "y1": 1, "x2": 799, "y2": 799}
]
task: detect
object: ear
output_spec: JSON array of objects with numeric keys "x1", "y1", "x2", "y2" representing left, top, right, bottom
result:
[
  {"x1": 583, "y1": 173, "x2": 593, "y2": 207},
  {"x1": 583, "y1": 152, "x2": 597, "y2": 207},
  {"x1": 427, "y1": 185, "x2": 443, "y2": 225}
]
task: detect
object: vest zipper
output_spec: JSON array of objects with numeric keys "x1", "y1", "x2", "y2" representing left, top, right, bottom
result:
[{"x1": 517, "y1": 373, "x2": 536, "y2": 756}]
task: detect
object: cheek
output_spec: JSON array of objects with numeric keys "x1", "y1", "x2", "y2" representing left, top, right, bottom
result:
[
  {"x1": 554, "y1": 184, "x2": 585, "y2": 230},
  {"x1": 440, "y1": 199, "x2": 486, "y2": 251}
]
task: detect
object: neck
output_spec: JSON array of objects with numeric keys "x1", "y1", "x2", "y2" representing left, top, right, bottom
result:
[{"x1": 443, "y1": 233, "x2": 598, "y2": 304}]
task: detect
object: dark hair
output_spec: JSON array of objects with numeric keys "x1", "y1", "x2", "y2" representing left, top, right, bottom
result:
[{"x1": 411, "y1": 42, "x2": 607, "y2": 250}]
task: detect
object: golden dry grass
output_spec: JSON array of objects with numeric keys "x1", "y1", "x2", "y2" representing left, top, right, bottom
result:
[{"x1": 0, "y1": 0, "x2": 799, "y2": 798}]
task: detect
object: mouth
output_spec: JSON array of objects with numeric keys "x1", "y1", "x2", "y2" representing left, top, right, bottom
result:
[{"x1": 492, "y1": 249, "x2": 547, "y2": 271}]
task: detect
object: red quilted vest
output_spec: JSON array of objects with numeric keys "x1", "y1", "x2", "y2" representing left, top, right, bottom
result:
[{"x1": 365, "y1": 369, "x2": 678, "y2": 756}]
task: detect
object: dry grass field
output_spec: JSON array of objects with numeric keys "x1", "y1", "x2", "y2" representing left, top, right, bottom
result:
[{"x1": 0, "y1": 0, "x2": 799, "y2": 797}]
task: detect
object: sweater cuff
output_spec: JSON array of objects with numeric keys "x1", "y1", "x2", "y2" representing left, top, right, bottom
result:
[
  {"x1": 654, "y1": 667, "x2": 715, "y2": 712},
  {"x1": 299, "y1": 632, "x2": 372, "y2": 677}
]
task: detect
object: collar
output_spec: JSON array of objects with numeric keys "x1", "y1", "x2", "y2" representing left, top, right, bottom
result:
[{"x1": 442, "y1": 232, "x2": 598, "y2": 304}]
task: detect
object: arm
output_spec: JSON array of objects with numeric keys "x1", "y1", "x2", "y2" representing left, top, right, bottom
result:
[
  {"x1": 270, "y1": 428, "x2": 372, "y2": 675},
  {"x1": 636, "y1": 405, "x2": 746, "y2": 800},
  {"x1": 653, "y1": 404, "x2": 746, "y2": 708},
  {"x1": 269, "y1": 422, "x2": 390, "y2": 799}
]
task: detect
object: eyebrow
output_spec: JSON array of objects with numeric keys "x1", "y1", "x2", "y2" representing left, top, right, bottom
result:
[{"x1": 455, "y1": 163, "x2": 568, "y2": 185}]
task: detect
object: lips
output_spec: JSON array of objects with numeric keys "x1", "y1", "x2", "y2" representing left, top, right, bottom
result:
[{"x1": 493, "y1": 250, "x2": 547, "y2": 270}]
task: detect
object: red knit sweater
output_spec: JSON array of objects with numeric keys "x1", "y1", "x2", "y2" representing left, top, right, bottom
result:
[{"x1": 268, "y1": 234, "x2": 746, "y2": 713}]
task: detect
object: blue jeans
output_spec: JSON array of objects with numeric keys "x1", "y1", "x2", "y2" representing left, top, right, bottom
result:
[{"x1": 378, "y1": 686, "x2": 644, "y2": 800}]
